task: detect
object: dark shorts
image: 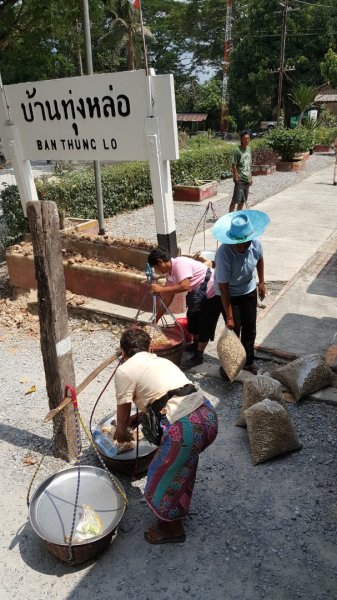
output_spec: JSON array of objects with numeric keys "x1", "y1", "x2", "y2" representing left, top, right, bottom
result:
[
  {"x1": 187, "y1": 295, "x2": 225, "y2": 343},
  {"x1": 232, "y1": 181, "x2": 250, "y2": 205}
]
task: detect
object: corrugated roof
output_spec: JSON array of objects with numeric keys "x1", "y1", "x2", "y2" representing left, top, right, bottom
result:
[
  {"x1": 314, "y1": 83, "x2": 337, "y2": 102},
  {"x1": 315, "y1": 93, "x2": 337, "y2": 102},
  {"x1": 176, "y1": 113, "x2": 208, "y2": 122}
]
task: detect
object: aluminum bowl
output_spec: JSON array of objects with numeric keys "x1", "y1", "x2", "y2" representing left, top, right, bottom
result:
[
  {"x1": 94, "y1": 413, "x2": 158, "y2": 476},
  {"x1": 29, "y1": 465, "x2": 126, "y2": 565}
]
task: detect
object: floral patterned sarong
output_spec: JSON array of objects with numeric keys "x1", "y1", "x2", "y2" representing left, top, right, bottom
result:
[{"x1": 144, "y1": 400, "x2": 218, "y2": 521}]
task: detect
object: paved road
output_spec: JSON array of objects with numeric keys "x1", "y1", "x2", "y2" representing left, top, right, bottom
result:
[{"x1": 180, "y1": 164, "x2": 337, "y2": 283}]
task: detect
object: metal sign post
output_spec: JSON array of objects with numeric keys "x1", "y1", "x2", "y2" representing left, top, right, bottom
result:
[{"x1": 82, "y1": 0, "x2": 105, "y2": 235}]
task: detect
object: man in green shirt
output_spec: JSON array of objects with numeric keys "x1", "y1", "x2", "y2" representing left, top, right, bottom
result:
[{"x1": 229, "y1": 130, "x2": 252, "y2": 213}]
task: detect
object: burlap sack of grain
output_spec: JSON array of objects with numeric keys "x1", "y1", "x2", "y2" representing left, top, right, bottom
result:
[
  {"x1": 270, "y1": 354, "x2": 333, "y2": 402},
  {"x1": 244, "y1": 399, "x2": 302, "y2": 465},
  {"x1": 217, "y1": 327, "x2": 246, "y2": 382},
  {"x1": 236, "y1": 375, "x2": 284, "y2": 427}
]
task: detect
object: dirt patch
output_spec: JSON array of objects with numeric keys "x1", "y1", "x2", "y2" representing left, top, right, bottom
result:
[
  {"x1": 6, "y1": 240, "x2": 144, "y2": 274},
  {"x1": 62, "y1": 231, "x2": 155, "y2": 252}
]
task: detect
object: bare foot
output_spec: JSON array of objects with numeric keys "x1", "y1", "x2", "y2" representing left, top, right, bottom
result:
[{"x1": 144, "y1": 520, "x2": 186, "y2": 545}]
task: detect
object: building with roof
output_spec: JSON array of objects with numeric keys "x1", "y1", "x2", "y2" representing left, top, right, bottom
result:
[
  {"x1": 176, "y1": 113, "x2": 208, "y2": 134},
  {"x1": 315, "y1": 84, "x2": 337, "y2": 116}
]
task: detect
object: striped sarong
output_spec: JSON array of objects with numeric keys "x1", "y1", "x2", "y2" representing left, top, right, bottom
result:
[{"x1": 144, "y1": 400, "x2": 218, "y2": 521}]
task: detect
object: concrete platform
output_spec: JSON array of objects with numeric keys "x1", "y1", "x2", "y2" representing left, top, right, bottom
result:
[
  {"x1": 72, "y1": 297, "x2": 185, "y2": 324},
  {"x1": 179, "y1": 165, "x2": 337, "y2": 282},
  {"x1": 256, "y1": 228, "x2": 337, "y2": 365},
  {"x1": 178, "y1": 164, "x2": 337, "y2": 366}
]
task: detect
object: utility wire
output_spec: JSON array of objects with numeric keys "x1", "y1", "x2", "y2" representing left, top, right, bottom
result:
[
  {"x1": 292, "y1": 0, "x2": 337, "y2": 8},
  {"x1": 250, "y1": 31, "x2": 337, "y2": 37}
]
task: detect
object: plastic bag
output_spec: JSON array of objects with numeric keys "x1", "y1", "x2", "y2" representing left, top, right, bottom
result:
[
  {"x1": 244, "y1": 399, "x2": 302, "y2": 466},
  {"x1": 75, "y1": 504, "x2": 104, "y2": 541},
  {"x1": 217, "y1": 326, "x2": 246, "y2": 382},
  {"x1": 236, "y1": 375, "x2": 283, "y2": 427},
  {"x1": 270, "y1": 354, "x2": 333, "y2": 402}
]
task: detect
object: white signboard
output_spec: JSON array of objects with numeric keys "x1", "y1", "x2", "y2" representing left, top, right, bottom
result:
[{"x1": 2, "y1": 70, "x2": 178, "y2": 161}]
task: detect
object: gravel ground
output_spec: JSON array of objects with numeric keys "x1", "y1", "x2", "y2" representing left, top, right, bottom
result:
[
  {"x1": 1, "y1": 323, "x2": 337, "y2": 600},
  {"x1": 105, "y1": 154, "x2": 335, "y2": 244}
]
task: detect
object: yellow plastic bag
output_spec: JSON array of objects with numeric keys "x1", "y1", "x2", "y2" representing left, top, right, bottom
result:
[{"x1": 75, "y1": 504, "x2": 104, "y2": 541}]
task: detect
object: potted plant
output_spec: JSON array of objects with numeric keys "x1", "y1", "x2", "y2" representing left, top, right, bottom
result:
[
  {"x1": 173, "y1": 177, "x2": 218, "y2": 202},
  {"x1": 313, "y1": 126, "x2": 337, "y2": 153},
  {"x1": 267, "y1": 128, "x2": 310, "y2": 171},
  {"x1": 251, "y1": 146, "x2": 278, "y2": 176}
]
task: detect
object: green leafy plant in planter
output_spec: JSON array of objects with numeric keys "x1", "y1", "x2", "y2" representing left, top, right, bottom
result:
[
  {"x1": 314, "y1": 126, "x2": 337, "y2": 147},
  {"x1": 267, "y1": 128, "x2": 311, "y2": 161}
]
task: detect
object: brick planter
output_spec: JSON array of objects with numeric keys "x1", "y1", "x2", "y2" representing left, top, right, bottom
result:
[
  {"x1": 61, "y1": 234, "x2": 149, "y2": 271},
  {"x1": 64, "y1": 218, "x2": 99, "y2": 234},
  {"x1": 251, "y1": 164, "x2": 276, "y2": 176},
  {"x1": 294, "y1": 151, "x2": 310, "y2": 161},
  {"x1": 276, "y1": 160, "x2": 304, "y2": 172},
  {"x1": 6, "y1": 237, "x2": 186, "y2": 314},
  {"x1": 314, "y1": 145, "x2": 332, "y2": 153},
  {"x1": 173, "y1": 181, "x2": 217, "y2": 202}
]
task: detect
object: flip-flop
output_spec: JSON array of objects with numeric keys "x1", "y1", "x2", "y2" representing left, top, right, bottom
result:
[{"x1": 144, "y1": 530, "x2": 186, "y2": 545}]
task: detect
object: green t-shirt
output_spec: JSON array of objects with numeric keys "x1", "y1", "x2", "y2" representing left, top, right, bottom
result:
[{"x1": 232, "y1": 145, "x2": 252, "y2": 183}]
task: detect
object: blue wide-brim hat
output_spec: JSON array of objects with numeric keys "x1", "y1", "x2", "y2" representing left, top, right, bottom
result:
[{"x1": 212, "y1": 210, "x2": 270, "y2": 244}]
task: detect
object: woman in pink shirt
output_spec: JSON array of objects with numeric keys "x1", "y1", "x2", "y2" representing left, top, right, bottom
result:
[{"x1": 148, "y1": 247, "x2": 224, "y2": 369}]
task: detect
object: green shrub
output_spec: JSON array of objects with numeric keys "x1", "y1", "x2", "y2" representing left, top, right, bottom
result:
[
  {"x1": 171, "y1": 144, "x2": 233, "y2": 185},
  {"x1": 267, "y1": 128, "x2": 311, "y2": 161},
  {"x1": 314, "y1": 126, "x2": 337, "y2": 147},
  {"x1": 0, "y1": 184, "x2": 28, "y2": 248},
  {"x1": 38, "y1": 161, "x2": 152, "y2": 219},
  {"x1": 1, "y1": 144, "x2": 235, "y2": 245}
]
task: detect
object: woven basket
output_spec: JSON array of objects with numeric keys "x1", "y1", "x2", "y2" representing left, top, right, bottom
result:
[{"x1": 151, "y1": 325, "x2": 184, "y2": 367}]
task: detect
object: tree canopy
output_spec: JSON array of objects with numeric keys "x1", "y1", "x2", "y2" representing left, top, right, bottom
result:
[{"x1": 1, "y1": 0, "x2": 337, "y2": 128}]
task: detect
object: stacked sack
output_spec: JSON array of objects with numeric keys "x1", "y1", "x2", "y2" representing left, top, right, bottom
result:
[
  {"x1": 237, "y1": 375, "x2": 302, "y2": 465},
  {"x1": 237, "y1": 355, "x2": 334, "y2": 465}
]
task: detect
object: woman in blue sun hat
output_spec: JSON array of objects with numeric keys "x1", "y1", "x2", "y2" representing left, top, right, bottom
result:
[{"x1": 212, "y1": 210, "x2": 270, "y2": 376}]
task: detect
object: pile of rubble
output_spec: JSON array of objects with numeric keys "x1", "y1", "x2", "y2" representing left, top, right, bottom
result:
[
  {"x1": 6, "y1": 241, "x2": 143, "y2": 273},
  {"x1": 0, "y1": 290, "x2": 88, "y2": 337}
]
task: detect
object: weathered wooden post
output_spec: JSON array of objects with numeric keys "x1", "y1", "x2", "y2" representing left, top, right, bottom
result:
[{"x1": 27, "y1": 200, "x2": 77, "y2": 461}]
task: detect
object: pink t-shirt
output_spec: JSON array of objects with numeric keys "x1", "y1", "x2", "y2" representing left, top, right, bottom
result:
[{"x1": 166, "y1": 257, "x2": 215, "y2": 298}]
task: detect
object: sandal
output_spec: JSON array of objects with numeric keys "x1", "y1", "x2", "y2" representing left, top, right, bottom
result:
[{"x1": 144, "y1": 530, "x2": 186, "y2": 545}]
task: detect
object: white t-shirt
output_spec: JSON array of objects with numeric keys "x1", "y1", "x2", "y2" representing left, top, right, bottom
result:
[{"x1": 114, "y1": 352, "x2": 204, "y2": 424}]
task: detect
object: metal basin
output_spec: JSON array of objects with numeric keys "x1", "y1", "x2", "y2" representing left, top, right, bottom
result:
[
  {"x1": 94, "y1": 413, "x2": 158, "y2": 476},
  {"x1": 29, "y1": 465, "x2": 126, "y2": 565}
]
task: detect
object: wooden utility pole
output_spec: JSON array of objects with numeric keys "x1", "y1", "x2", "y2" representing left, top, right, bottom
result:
[
  {"x1": 27, "y1": 201, "x2": 77, "y2": 461},
  {"x1": 277, "y1": 0, "x2": 288, "y2": 124}
]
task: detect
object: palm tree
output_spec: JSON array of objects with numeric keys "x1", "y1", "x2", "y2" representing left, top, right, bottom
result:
[
  {"x1": 97, "y1": 0, "x2": 153, "y2": 71},
  {"x1": 289, "y1": 84, "x2": 317, "y2": 126}
]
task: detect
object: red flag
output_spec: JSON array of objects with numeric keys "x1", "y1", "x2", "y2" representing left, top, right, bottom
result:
[{"x1": 128, "y1": 0, "x2": 139, "y2": 9}]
